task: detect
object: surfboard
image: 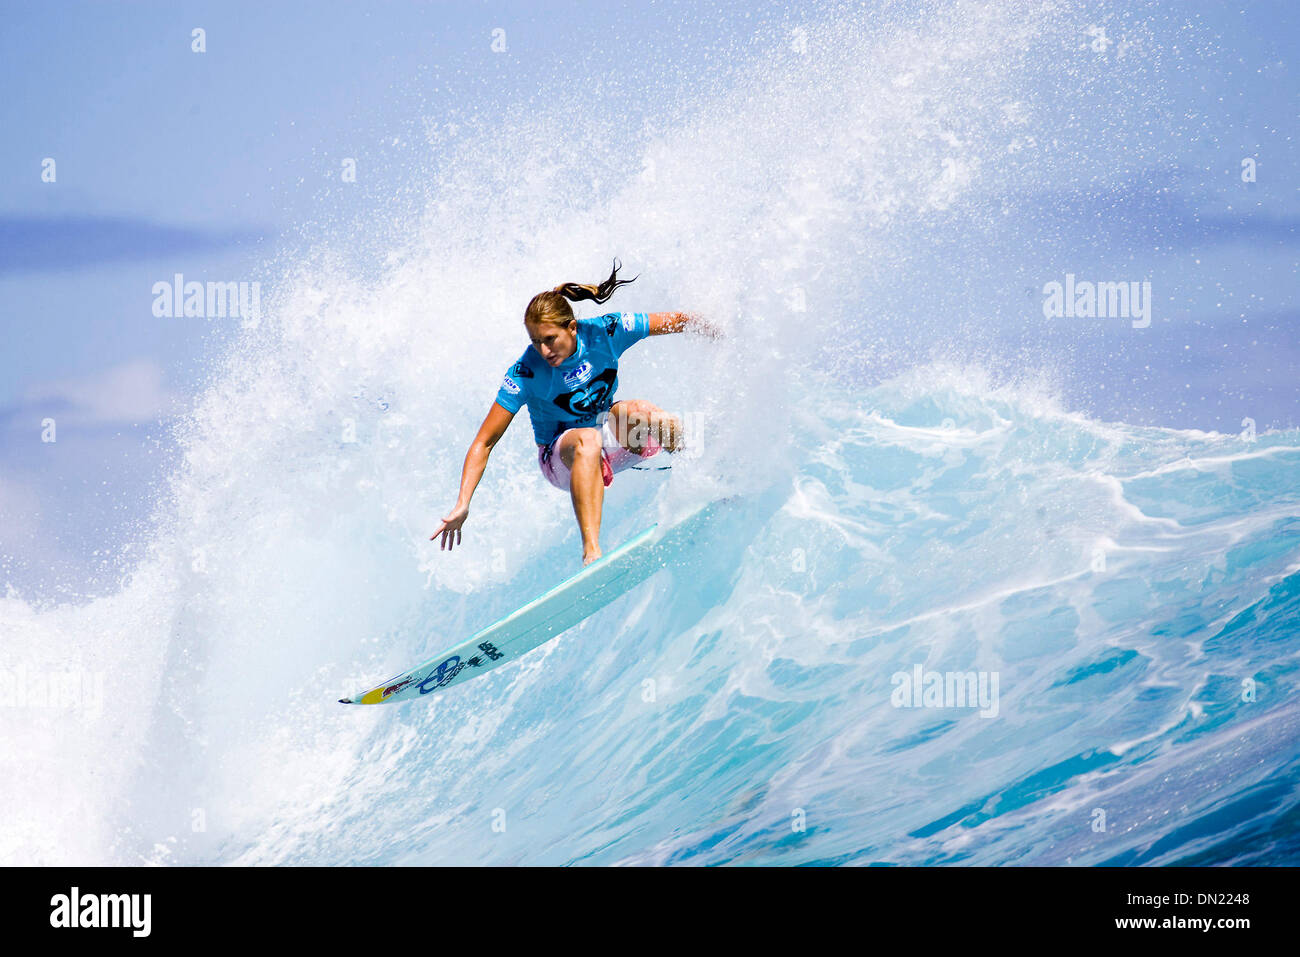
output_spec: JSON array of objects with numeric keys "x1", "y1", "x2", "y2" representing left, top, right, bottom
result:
[{"x1": 340, "y1": 497, "x2": 733, "y2": 705}]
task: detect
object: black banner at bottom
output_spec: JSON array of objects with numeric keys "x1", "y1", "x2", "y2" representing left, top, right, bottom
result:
[{"x1": 2, "y1": 865, "x2": 1286, "y2": 943}]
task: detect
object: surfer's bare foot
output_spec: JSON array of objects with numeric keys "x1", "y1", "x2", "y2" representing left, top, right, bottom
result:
[{"x1": 582, "y1": 547, "x2": 602, "y2": 566}]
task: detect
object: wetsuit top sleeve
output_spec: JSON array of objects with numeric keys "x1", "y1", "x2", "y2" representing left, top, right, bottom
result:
[
  {"x1": 596, "y1": 311, "x2": 651, "y2": 358},
  {"x1": 494, "y1": 357, "x2": 532, "y2": 414}
]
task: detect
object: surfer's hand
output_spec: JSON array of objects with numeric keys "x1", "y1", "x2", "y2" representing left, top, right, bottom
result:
[{"x1": 432, "y1": 505, "x2": 469, "y2": 550}]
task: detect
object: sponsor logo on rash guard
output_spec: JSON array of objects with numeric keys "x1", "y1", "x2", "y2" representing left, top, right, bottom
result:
[
  {"x1": 511, "y1": 360, "x2": 534, "y2": 379},
  {"x1": 562, "y1": 360, "x2": 594, "y2": 387},
  {"x1": 552, "y1": 367, "x2": 618, "y2": 417},
  {"x1": 500, "y1": 375, "x2": 521, "y2": 395}
]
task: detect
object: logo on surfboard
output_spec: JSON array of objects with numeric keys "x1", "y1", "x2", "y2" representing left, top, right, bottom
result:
[
  {"x1": 418, "y1": 656, "x2": 462, "y2": 694},
  {"x1": 382, "y1": 676, "x2": 417, "y2": 699}
]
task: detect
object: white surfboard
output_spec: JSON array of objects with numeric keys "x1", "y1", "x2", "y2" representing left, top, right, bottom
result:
[{"x1": 341, "y1": 497, "x2": 733, "y2": 705}]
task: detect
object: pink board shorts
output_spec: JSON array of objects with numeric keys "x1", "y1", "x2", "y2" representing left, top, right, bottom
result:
[{"x1": 538, "y1": 418, "x2": 662, "y2": 491}]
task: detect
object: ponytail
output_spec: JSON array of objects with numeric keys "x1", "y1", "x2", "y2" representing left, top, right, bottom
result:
[
  {"x1": 552, "y1": 258, "x2": 638, "y2": 304},
  {"x1": 525, "y1": 258, "x2": 638, "y2": 327}
]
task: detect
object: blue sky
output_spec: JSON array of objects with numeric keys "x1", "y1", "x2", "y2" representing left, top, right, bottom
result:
[{"x1": 0, "y1": 0, "x2": 1296, "y2": 595}]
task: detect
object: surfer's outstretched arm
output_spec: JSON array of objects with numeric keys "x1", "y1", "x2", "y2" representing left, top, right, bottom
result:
[
  {"x1": 647, "y1": 312, "x2": 724, "y2": 339},
  {"x1": 432, "y1": 401, "x2": 516, "y2": 550}
]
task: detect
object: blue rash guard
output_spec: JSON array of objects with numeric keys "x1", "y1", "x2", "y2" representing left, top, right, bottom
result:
[{"x1": 495, "y1": 311, "x2": 651, "y2": 445}]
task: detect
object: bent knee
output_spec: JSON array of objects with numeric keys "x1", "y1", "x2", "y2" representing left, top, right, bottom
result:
[{"x1": 560, "y1": 428, "x2": 602, "y2": 467}]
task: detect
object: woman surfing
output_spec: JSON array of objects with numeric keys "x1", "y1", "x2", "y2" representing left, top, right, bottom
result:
[{"x1": 431, "y1": 259, "x2": 717, "y2": 565}]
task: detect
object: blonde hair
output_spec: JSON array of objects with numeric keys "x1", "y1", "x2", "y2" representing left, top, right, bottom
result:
[{"x1": 524, "y1": 258, "x2": 638, "y2": 328}]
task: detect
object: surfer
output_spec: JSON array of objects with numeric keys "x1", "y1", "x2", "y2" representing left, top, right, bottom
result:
[{"x1": 432, "y1": 259, "x2": 717, "y2": 566}]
